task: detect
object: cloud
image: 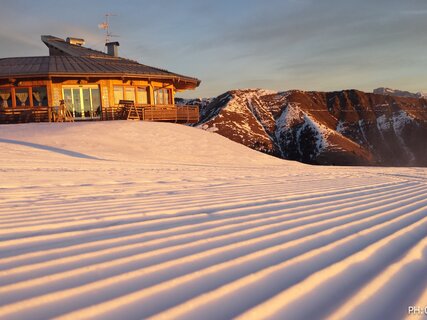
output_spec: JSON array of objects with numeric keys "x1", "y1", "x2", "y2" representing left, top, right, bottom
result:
[{"x1": 2, "y1": 0, "x2": 427, "y2": 98}]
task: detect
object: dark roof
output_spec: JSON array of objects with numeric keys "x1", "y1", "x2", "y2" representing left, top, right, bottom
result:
[
  {"x1": 0, "y1": 36, "x2": 200, "y2": 89},
  {"x1": 41, "y1": 35, "x2": 112, "y2": 58}
]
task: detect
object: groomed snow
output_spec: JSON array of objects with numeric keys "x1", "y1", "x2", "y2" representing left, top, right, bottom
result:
[{"x1": 0, "y1": 121, "x2": 426, "y2": 320}]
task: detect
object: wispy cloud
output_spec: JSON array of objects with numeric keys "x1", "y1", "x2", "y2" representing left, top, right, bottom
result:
[{"x1": 1, "y1": 0, "x2": 427, "y2": 97}]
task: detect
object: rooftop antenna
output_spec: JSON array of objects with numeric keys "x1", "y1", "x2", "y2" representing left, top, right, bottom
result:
[{"x1": 98, "y1": 13, "x2": 119, "y2": 44}]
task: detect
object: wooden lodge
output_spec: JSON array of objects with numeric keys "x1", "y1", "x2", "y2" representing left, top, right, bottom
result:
[{"x1": 0, "y1": 36, "x2": 200, "y2": 124}]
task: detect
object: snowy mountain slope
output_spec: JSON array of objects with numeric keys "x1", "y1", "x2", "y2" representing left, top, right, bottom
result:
[
  {"x1": 0, "y1": 122, "x2": 427, "y2": 320},
  {"x1": 197, "y1": 90, "x2": 278, "y2": 156},
  {"x1": 196, "y1": 89, "x2": 427, "y2": 166}
]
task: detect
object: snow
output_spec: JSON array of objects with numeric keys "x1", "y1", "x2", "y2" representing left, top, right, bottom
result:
[
  {"x1": 214, "y1": 89, "x2": 277, "y2": 117},
  {"x1": 376, "y1": 111, "x2": 417, "y2": 164},
  {"x1": 358, "y1": 119, "x2": 369, "y2": 145},
  {"x1": 374, "y1": 88, "x2": 426, "y2": 99},
  {"x1": 200, "y1": 90, "x2": 275, "y2": 146},
  {"x1": 0, "y1": 121, "x2": 427, "y2": 320},
  {"x1": 300, "y1": 113, "x2": 331, "y2": 152},
  {"x1": 336, "y1": 120, "x2": 346, "y2": 134},
  {"x1": 276, "y1": 104, "x2": 331, "y2": 157},
  {"x1": 376, "y1": 114, "x2": 392, "y2": 131}
]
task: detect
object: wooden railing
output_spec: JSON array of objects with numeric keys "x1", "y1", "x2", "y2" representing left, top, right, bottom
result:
[
  {"x1": 0, "y1": 107, "x2": 51, "y2": 124},
  {"x1": 102, "y1": 104, "x2": 199, "y2": 123},
  {"x1": 0, "y1": 104, "x2": 199, "y2": 124}
]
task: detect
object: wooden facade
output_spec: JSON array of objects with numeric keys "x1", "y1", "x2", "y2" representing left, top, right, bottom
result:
[{"x1": 0, "y1": 36, "x2": 200, "y2": 124}]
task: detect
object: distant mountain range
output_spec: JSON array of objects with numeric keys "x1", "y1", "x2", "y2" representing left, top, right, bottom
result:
[
  {"x1": 373, "y1": 87, "x2": 427, "y2": 99},
  {"x1": 178, "y1": 89, "x2": 427, "y2": 166}
]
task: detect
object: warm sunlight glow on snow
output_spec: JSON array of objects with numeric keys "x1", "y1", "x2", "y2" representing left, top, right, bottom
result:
[{"x1": 0, "y1": 122, "x2": 426, "y2": 320}]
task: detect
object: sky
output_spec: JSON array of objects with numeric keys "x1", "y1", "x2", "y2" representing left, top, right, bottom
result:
[{"x1": 1, "y1": 0, "x2": 427, "y2": 98}]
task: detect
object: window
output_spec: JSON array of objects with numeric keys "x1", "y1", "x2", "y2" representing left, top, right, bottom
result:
[
  {"x1": 125, "y1": 87, "x2": 135, "y2": 102},
  {"x1": 62, "y1": 86, "x2": 101, "y2": 119},
  {"x1": 164, "y1": 89, "x2": 170, "y2": 104},
  {"x1": 15, "y1": 88, "x2": 30, "y2": 107},
  {"x1": 136, "y1": 87, "x2": 148, "y2": 104},
  {"x1": 0, "y1": 88, "x2": 12, "y2": 109},
  {"x1": 72, "y1": 88, "x2": 82, "y2": 118},
  {"x1": 91, "y1": 89, "x2": 101, "y2": 117},
  {"x1": 113, "y1": 86, "x2": 124, "y2": 105},
  {"x1": 115, "y1": 85, "x2": 152, "y2": 105},
  {"x1": 32, "y1": 86, "x2": 48, "y2": 106},
  {"x1": 154, "y1": 88, "x2": 170, "y2": 105},
  {"x1": 0, "y1": 86, "x2": 48, "y2": 108}
]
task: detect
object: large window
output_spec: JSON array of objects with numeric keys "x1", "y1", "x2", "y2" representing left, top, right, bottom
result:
[
  {"x1": 125, "y1": 87, "x2": 135, "y2": 103},
  {"x1": 15, "y1": 88, "x2": 30, "y2": 107},
  {"x1": 63, "y1": 86, "x2": 101, "y2": 119},
  {"x1": 136, "y1": 87, "x2": 148, "y2": 104},
  {"x1": 91, "y1": 89, "x2": 101, "y2": 117},
  {"x1": 113, "y1": 86, "x2": 124, "y2": 105},
  {"x1": 154, "y1": 88, "x2": 170, "y2": 105},
  {"x1": 32, "y1": 87, "x2": 48, "y2": 106},
  {"x1": 0, "y1": 88, "x2": 12, "y2": 109},
  {"x1": 114, "y1": 86, "x2": 150, "y2": 105},
  {"x1": 0, "y1": 86, "x2": 48, "y2": 108}
]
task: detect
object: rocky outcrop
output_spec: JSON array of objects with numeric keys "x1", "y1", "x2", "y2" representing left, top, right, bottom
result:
[{"x1": 194, "y1": 89, "x2": 427, "y2": 166}]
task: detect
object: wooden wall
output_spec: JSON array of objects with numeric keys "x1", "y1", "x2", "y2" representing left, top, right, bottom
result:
[
  {"x1": 49, "y1": 78, "x2": 176, "y2": 108},
  {"x1": 1, "y1": 77, "x2": 177, "y2": 109}
]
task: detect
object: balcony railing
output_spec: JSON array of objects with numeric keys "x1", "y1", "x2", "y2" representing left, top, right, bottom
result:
[
  {"x1": 101, "y1": 104, "x2": 199, "y2": 124},
  {"x1": 0, "y1": 107, "x2": 51, "y2": 124},
  {"x1": 0, "y1": 104, "x2": 199, "y2": 124}
]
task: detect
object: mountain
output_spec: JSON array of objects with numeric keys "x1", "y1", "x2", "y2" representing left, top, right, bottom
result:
[
  {"x1": 175, "y1": 97, "x2": 213, "y2": 109},
  {"x1": 373, "y1": 87, "x2": 427, "y2": 99},
  {"x1": 192, "y1": 89, "x2": 427, "y2": 166}
]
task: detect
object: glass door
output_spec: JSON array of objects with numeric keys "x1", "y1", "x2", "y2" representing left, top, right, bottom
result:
[
  {"x1": 82, "y1": 88, "x2": 91, "y2": 118},
  {"x1": 73, "y1": 88, "x2": 82, "y2": 118},
  {"x1": 62, "y1": 86, "x2": 101, "y2": 120},
  {"x1": 63, "y1": 88, "x2": 74, "y2": 116}
]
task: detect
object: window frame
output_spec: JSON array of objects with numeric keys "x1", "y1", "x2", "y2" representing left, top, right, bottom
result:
[
  {"x1": 113, "y1": 86, "x2": 124, "y2": 105},
  {"x1": 113, "y1": 85, "x2": 151, "y2": 105},
  {"x1": 15, "y1": 87, "x2": 32, "y2": 107},
  {"x1": 136, "y1": 86, "x2": 149, "y2": 105},
  {"x1": 31, "y1": 86, "x2": 48, "y2": 107},
  {"x1": 0, "y1": 85, "x2": 48, "y2": 108},
  {"x1": 0, "y1": 87, "x2": 13, "y2": 109},
  {"x1": 154, "y1": 87, "x2": 171, "y2": 105}
]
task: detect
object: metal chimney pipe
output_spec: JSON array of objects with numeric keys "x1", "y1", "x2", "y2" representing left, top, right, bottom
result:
[{"x1": 105, "y1": 42, "x2": 120, "y2": 57}]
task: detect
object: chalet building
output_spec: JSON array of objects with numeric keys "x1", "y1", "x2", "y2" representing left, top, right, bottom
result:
[{"x1": 0, "y1": 36, "x2": 200, "y2": 124}]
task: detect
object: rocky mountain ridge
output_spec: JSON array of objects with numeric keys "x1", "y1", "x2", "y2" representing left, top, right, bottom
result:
[
  {"x1": 373, "y1": 87, "x2": 427, "y2": 99},
  {"x1": 188, "y1": 89, "x2": 427, "y2": 166}
]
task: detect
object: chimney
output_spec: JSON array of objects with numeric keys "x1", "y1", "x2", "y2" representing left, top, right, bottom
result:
[{"x1": 105, "y1": 42, "x2": 120, "y2": 57}]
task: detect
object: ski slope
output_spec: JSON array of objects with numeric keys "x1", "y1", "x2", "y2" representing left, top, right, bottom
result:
[{"x1": 0, "y1": 121, "x2": 426, "y2": 320}]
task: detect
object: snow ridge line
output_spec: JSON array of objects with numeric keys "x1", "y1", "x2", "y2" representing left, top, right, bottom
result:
[
  {"x1": 0, "y1": 181, "x2": 417, "y2": 276},
  {"x1": 0, "y1": 175, "x2": 425, "y2": 320},
  {"x1": 0, "y1": 180, "x2": 401, "y2": 250},
  {"x1": 1, "y1": 182, "x2": 424, "y2": 288}
]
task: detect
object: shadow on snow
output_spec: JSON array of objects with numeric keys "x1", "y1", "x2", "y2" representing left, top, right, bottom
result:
[{"x1": 0, "y1": 138, "x2": 103, "y2": 160}]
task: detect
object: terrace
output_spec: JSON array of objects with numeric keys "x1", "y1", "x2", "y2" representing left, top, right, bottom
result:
[{"x1": 0, "y1": 103, "x2": 199, "y2": 124}]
